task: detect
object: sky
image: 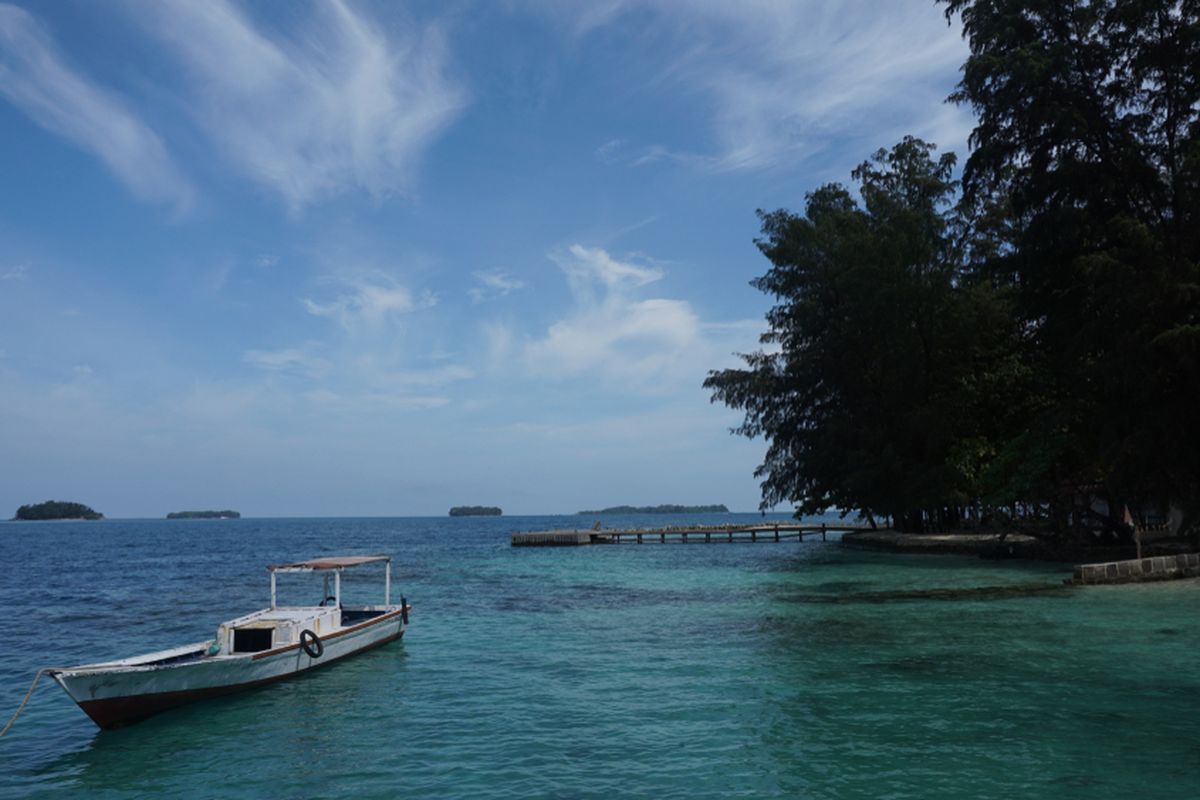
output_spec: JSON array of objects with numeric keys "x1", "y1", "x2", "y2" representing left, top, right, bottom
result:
[{"x1": 0, "y1": 0, "x2": 972, "y2": 518}]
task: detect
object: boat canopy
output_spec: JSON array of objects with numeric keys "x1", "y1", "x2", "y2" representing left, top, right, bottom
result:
[{"x1": 268, "y1": 555, "x2": 390, "y2": 573}]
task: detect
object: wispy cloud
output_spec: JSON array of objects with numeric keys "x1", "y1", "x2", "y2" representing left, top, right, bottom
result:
[
  {"x1": 303, "y1": 271, "x2": 436, "y2": 330},
  {"x1": 363, "y1": 363, "x2": 474, "y2": 389},
  {"x1": 595, "y1": 138, "x2": 627, "y2": 162},
  {"x1": 1, "y1": 263, "x2": 29, "y2": 280},
  {"x1": 235, "y1": 259, "x2": 474, "y2": 412},
  {"x1": 242, "y1": 347, "x2": 331, "y2": 377},
  {"x1": 138, "y1": 0, "x2": 467, "y2": 211},
  {"x1": 569, "y1": 0, "x2": 970, "y2": 172},
  {"x1": 525, "y1": 245, "x2": 696, "y2": 386},
  {"x1": 554, "y1": 244, "x2": 662, "y2": 299},
  {"x1": 468, "y1": 269, "x2": 525, "y2": 304},
  {"x1": 304, "y1": 388, "x2": 451, "y2": 413},
  {"x1": 0, "y1": 4, "x2": 193, "y2": 210},
  {"x1": 521, "y1": 244, "x2": 762, "y2": 389}
]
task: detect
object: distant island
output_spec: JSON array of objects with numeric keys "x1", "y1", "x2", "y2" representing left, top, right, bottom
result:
[
  {"x1": 449, "y1": 506, "x2": 502, "y2": 517},
  {"x1": 577, "y1": 504, "x2": 729, "y2": 515},
  {"x1": 166, "y1": 510, "x2": 241, "y2": 519},
  {"x1": 13, "y1": 500, "x2": 103, "y2": 521}
]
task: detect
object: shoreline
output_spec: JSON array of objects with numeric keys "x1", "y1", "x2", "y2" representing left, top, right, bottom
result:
[
  {"x1": 842, "y1": 529, "x2": 1200, "y2": 584},
  {"x1": 840, "y1": 529, "x2": 1041, "y2": 558}
]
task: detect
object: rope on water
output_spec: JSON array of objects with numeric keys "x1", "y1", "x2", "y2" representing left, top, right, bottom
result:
[{"x1": 0, "y1": 668, "x2": 61, "y2": 738}]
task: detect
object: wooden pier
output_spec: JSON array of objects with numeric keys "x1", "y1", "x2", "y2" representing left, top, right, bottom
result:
[{"x1": 511, "y1": 523, "x2": 866, "y2": 547}]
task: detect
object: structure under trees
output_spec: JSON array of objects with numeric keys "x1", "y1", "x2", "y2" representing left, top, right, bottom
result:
[{"x1": 708, "y1": 0, "x2": 1199, "y2": 539}]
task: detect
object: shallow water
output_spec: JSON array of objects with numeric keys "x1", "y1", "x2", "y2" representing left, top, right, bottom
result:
[{"x1": 1, "y1": 515, "x2": 1198, "y2": 799}]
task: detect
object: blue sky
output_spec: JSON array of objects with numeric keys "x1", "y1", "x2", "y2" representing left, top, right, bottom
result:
[{"x1": 0, "y1": 0, "x2": 971, "y2": 517}]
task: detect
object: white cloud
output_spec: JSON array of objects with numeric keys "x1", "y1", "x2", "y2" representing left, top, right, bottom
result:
[
  {"x1": 529, "y1": 296, "x2": 699, "y2": 381},
  {"x1": 567, "y1": 0, "x2": 970, "y2": 172},
  {"x1": 481, "y1": 321, "x2": 515, "y2": 370},
  {"x1": 1, "y1": 263, "x2": 29, "y2": 280},
  {"x1": 468, "y1": 270, "x2": 525, "y2": 303},
  {"x1": 0, "y1": 4, "x2": 193, "y2": 210},
  {"x1": 303, "y1": 272, "x2": 435, "y2": 330},
  {"x1": 384, "y1": 364, "x2": 474, "y2": 387},
  {"x1": 138, "y1": 0, "x2": 466, "y2": 211},
  {"x1": 519, "y1": 244, "x2": 763, "y2": 389},
  {"x1": 551, "y1": 244, "x2": 663, "y2": 306},
  {"x1": 239, "y1": 267, "x2": 468, "y2": 412},
  {"x1": 243, "y1": 347, "x2": 331, "y2": 377},
  {"x1": 595, "y1": 138, "x2": 627, "y2": 162},
  {"x1": 525, "y1": 245, "x2": 718, "y2": 387},
  {"x1": 304, "y1": 387, "x2": 450, "y2": 413}
]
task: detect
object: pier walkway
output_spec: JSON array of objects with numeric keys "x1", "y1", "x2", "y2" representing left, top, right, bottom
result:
[{"x1": 511, "y1": 523, "x2": 867, "y2": 547}]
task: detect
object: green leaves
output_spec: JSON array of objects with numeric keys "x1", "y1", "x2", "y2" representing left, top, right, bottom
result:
[
  {"x1": 712, "y1": 2, "x2": 1199, "y2": 536},
  {"x1": 707, "y1": 138, "x2": 1001, "y2": 528},
  {"x1": 13, "y1": 501, "x2": 103, "y2": 521}
]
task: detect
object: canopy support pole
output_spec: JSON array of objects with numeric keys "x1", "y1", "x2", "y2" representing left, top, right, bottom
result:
[
  {"x1": 385, "y1": 561, "x2": 391, "y2": 606},
  {"x1": 270, "y1": 573, "x2": 276, "y2": 609}
]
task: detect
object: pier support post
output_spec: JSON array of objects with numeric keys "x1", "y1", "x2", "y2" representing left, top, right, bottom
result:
[{"x1": 822, "y1": 523, "x2": 827, "y2": 542}]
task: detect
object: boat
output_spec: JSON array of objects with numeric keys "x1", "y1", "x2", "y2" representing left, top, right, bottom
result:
[{"x1": 50, "y1": 555, "x2": 410, "y2": 729}]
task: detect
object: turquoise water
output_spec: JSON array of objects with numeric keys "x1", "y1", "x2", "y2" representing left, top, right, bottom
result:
[{"x1": 1, "y1": 515, "x2": 1198, "y2": 798}]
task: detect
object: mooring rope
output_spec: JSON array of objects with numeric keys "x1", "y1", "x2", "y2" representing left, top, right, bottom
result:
[{"x1": 0, "y1": 668, "x2": 62, "y2": 738}]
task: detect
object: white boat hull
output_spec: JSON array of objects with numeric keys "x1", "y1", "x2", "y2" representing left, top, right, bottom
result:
[{"x1": 53, "y1": 608, "x2": 405, "y2": 729}]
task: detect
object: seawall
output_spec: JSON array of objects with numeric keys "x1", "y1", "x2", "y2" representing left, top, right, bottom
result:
[{"x1": 1071, "y1": 552, "x2": 1200, "y2": 585}]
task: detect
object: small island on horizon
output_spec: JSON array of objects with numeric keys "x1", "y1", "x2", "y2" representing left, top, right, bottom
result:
[
  {"x1": 450, "y1": 506, "x2": 502, "y2": 517},
  {"x1": 13, "y1": 500, "x2": 104, "y2": 521},
  {"x1": 166, "y1": 510, "x2": 241, "y2": 519},
  {"x1": 578, "y1": 504, "x2": 729, "y2": 515}
]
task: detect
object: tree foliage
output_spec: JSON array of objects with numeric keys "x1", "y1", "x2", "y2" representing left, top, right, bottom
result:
[
  {"x1": 449, "y1": 506, "x2": 502, "y2": 516},
  {"x1": 576, "y1": 504, "x2": 729, "y2": 514},
  {"x1": 944, "y1": 0, "x2": 1200, "y2": 530},
  {"x1": 166, "y1": 510, "x2": 240, "y2": 519},
  {"x1": 14, "y1": 501, "x2": 103, "y2": 521},
  {"x1": 709, "y1": 0, "x2": 1200, "y2": 536},
  {"x1": 707, "y1": 137, "x2": 1015, "y2": 530}
]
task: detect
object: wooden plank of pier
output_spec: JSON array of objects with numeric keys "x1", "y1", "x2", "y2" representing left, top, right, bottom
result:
[
  {"x1": 511, "y1": 523, "x2": 868, "y2": 547},
  {"x1": 510, "y1": 531, "x2": 595, "y2": 546}
]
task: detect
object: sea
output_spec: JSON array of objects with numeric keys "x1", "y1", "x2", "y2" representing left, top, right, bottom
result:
[{"x1": 1, "y1": 514, "x2": 1198, "y2": 799}]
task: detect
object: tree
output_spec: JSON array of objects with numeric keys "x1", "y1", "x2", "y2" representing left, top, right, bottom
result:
[
  {"x1": 706, "y1": 138, "x2": 1013, "y2": 531},
  {"x1": 710, "y1": 3, "x2": 1199, "y2": 540},
  {"x1": 13, "y1": 501, "x2": 103, "y2": 521},
  {"x1": 941, "y1": 0, "x2": 1200, "y2": 536}
]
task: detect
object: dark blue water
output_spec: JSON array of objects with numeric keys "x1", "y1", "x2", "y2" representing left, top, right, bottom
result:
[{"x1": 1, "y1": 515, "x2": 1198, "y2": 798}]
